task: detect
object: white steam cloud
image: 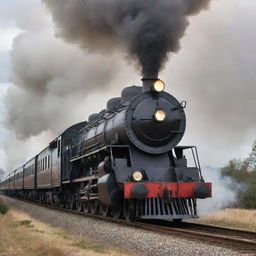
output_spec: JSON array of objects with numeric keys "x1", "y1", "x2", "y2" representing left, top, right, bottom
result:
[
  {"x1": 3, "y1": 0, "x2": 138, "y2": 170},
  {"x1": 198, "y1": 167, "x2": 243, "y2": 215}
]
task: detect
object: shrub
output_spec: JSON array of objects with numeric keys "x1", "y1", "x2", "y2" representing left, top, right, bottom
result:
[
  {"x1": 239, "y1": 185, "x2": 256, "y2": 209},
  {"x1": 0, "y1": 199, "x2": 9, "y2": 214}
]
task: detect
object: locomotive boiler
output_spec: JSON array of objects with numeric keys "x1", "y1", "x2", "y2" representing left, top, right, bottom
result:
[{"x1": 0, "y1": 78, "x2": 212, "y2": 221}]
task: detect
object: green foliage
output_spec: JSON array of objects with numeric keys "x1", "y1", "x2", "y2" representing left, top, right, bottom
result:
[
  {"x1": 239, "y1": 185, "x2": 256, "y2": 209},
  {"x1": 246, "y1": 141, "x2": 256, "y2": 171},
  {"x1": 0, "y1": 199, "x2": 9, "y2": 214},
  {"x1": 221, "y1": 141, "x2": 256, "y2": 209},
  {"x1": 221, "y1": 159, "x2": 250, "y2": 183}
]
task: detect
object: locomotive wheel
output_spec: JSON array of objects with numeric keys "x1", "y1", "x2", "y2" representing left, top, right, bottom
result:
[
  {"x1": 110, "y1": 206, "x2": 122, "y2": 219},
  {"x1": 69, "y1": 200, "x2": 75, "y2": 210},
  {"x1": 89, "y1": 200, "x2": 99, "y2": 215},
  {"x1": 83, "y1": 201, "x2": 90, "y2": 213},
  {"x1": 39, "y1": 194, "x2": 43, "y2": 203},
  {"x1": 100, "y1": 203, "x2": 110, "y2": 217},
  {"x1": 76, "y1": 199, "x2": 83, "y2": 212},
  {"x1": 123, "y1": 200, "x2": 136, "y2": 221}
]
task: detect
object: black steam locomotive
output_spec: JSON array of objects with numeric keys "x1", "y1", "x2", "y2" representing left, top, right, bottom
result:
[{"x1": 0, "y1": 78, "x2": 211, "y2": 221}]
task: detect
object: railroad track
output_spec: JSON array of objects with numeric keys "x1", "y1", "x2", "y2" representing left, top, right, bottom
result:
[
  {"x1": 3, "y1": 195, "x2": 256, "y2": 254},
  {"x1": 138, "y1": 221, "x2": 256, "y2": 254}
]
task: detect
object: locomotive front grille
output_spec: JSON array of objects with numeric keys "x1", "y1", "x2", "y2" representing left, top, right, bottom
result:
[{"x1": 136, "y1": 198, "x2": 198, "y2": 219}]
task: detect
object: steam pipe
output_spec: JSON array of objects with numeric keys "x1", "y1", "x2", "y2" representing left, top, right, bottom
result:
[{"x1": 141, "y1": 78, "x2": 158, "y2": 92}]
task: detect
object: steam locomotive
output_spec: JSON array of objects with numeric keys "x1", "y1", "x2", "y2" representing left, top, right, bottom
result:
[{"x1": 0, "y1": 78, "x2": 212, "y2": 221}]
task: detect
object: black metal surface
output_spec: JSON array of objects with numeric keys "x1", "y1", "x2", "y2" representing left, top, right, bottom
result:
[
  {"x1": 125, "y1": 91, "x2": 186, "y2": 154},
  {"x1": 121, "y1": 86, "x2": 142, "y2": 102},
  {"x1": 70, "y1": 90, "x2": 186, "y2": 158},
  {"x1": 137, "y1": 198, "x2": 198, "y2": 220}
]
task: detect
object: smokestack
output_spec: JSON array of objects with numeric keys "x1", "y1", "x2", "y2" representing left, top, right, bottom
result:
[{"x1": 141, "y1": 78, "x2": 158, "y2": 92}]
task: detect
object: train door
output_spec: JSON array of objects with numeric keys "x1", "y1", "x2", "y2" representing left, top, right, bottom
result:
[{"x1": 51, "y1": 136, "x2": 61, "y2": 187}]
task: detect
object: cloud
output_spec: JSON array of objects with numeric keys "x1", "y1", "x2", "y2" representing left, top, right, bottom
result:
[
  {"x1": 2, "y1": 0, "x2": 138, "y2": 170},
  {"x1": 0, "y1": 168, "x2": 5, "y2": 178},
  {"x1": 162, "y1": 0, "x2": 256, "y2": 166},
  {"x1": 0, "y1": 27, "x2": 22, "y2": 52},
  {"x1": 7, "y1": 28, "x2": 136, "y2": 139},
  {"x1": 0, "y1": 83, "x2": 10, "y2": 170},
  {"x1": 0, "y1": 0, "x2": 30, "y2": 28}
]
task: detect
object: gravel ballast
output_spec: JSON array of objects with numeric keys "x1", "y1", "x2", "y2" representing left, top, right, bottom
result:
[{"x1": 2, "y1": 196, "x2": 253, "y2": 256}]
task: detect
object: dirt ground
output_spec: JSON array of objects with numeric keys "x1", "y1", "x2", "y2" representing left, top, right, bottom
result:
[{"x1": 0, "y1": 203, "x2": 132, "y2": 256}]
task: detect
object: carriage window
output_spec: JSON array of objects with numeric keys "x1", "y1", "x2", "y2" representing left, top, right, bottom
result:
[
  {"x1": 58, "y1": 139, "x2": 61, "y2": 157},
  {"x1": 48, "y1": 155, "x2": 50, "y2": 169}
]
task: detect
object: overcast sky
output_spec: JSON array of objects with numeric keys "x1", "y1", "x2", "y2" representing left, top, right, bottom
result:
[{"x1": 0, "y1": 0, "x2": 256, "y2": 173}]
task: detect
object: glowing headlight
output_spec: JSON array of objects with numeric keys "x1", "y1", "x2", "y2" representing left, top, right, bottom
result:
[
  {"x1": 132, "y1": 171, "x2": 143, "y2": 182},
  {"x1": 154, "y1": 110, "x2": 166, "y2": 122},
  {"x1": 153, "y1": 80, "x2": 165, "y2": 92}
]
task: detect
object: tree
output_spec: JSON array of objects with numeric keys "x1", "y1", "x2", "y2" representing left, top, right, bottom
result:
[
  {"x1": 246, "y1": 141, "x2": 256, "y2": 171},
  {"x1": 221, "y1": 159, "x2": 250, "y2": 183},
  {"x1": 239, "y1": 185, "x2": 256, "y2": 209},
  {"x1": 221, "y1": 141, "x2": 256, "y2": 209}
]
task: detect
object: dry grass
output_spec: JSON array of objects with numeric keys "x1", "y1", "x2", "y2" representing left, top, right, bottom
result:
[
  {"x1": 0, "y1": 207, "x2": 133, "y2": 256},
  {"x1": 195, "y1": 208, "x2": 256, "y2": 231}
]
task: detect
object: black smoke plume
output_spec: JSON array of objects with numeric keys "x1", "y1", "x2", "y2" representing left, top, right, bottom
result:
[{"x1": 43, "y1": 0, "x2": 210, "y2": 77}]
